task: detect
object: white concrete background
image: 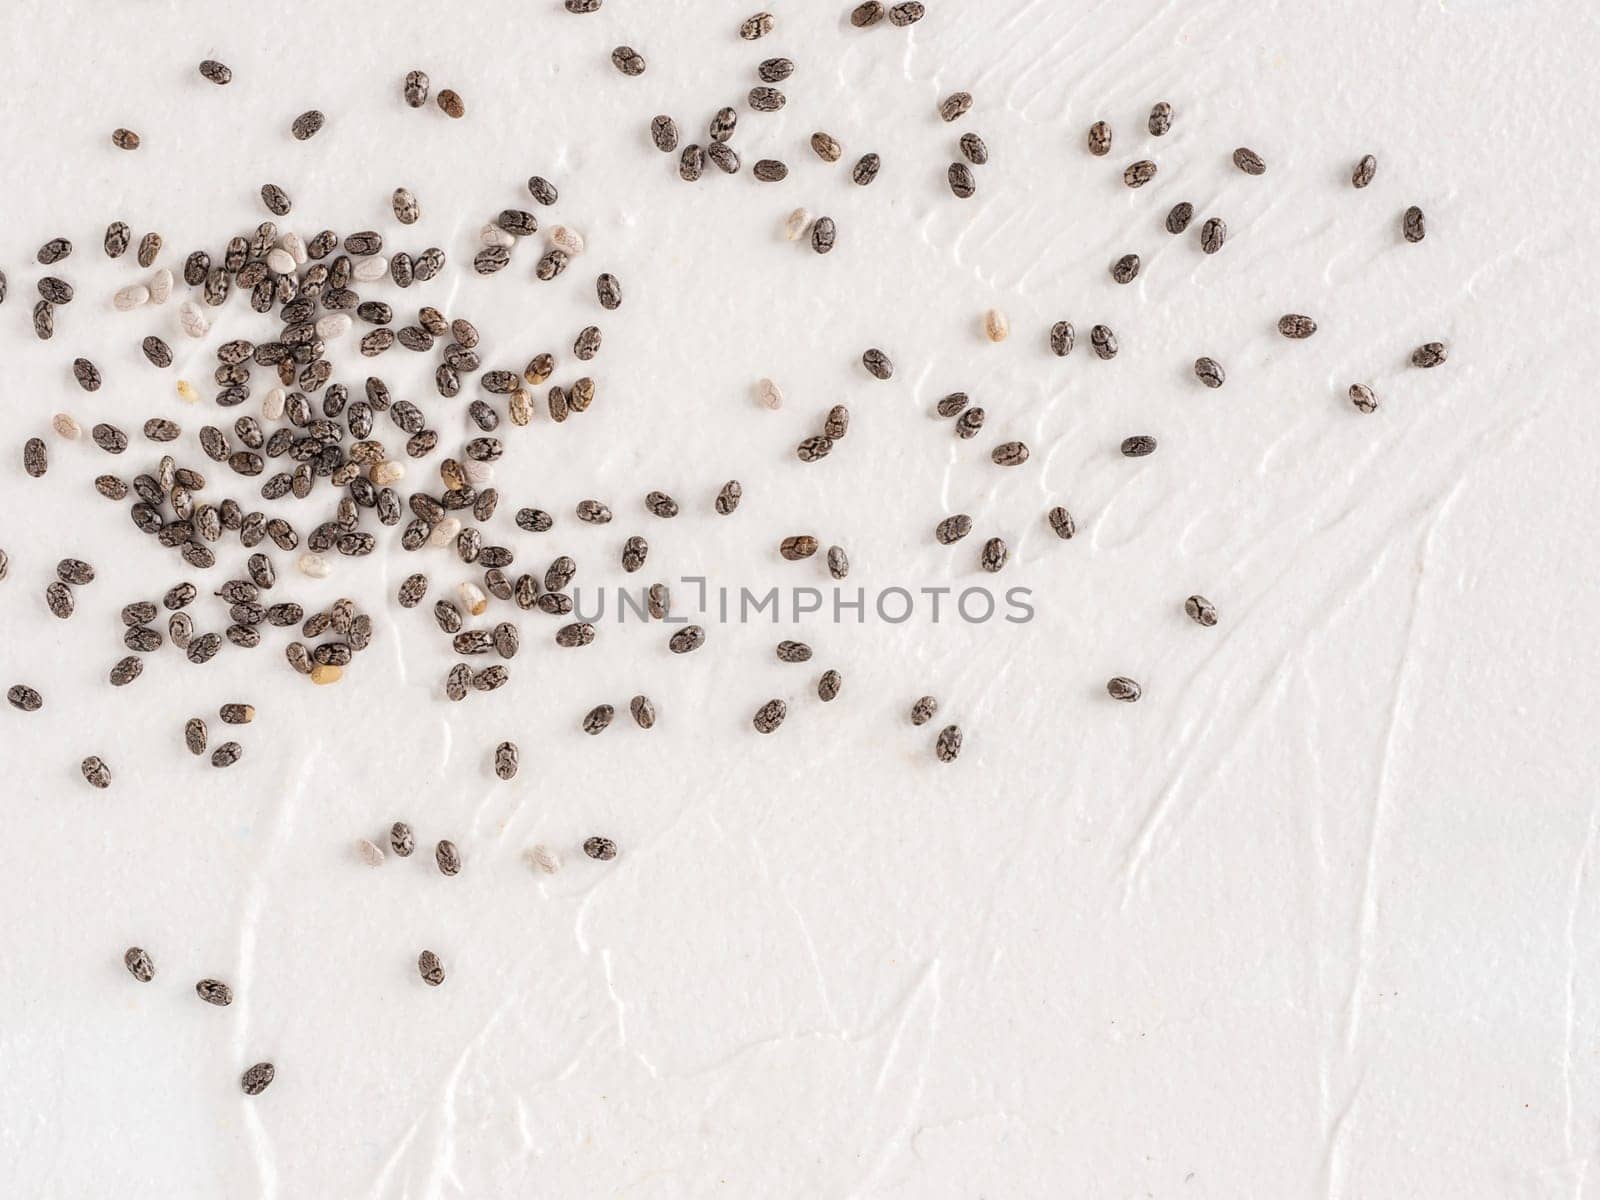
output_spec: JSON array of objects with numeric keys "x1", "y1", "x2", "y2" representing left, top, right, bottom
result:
[{"x1": 0, "y1": 0, "x2": 1595, "y2": 1196}]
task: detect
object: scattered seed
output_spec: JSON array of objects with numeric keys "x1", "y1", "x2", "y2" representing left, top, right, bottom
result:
[
  {"x1": 650, "y1": 115, "x2": 679, "y2": 151},
  {"x1": 583, "y1": 704, "x2": 615, "y2": 735},
  {"x1": 1232, "y1": 147, "x2": 1265, "y2": 175},
  {"x1": 1349, "y1": 383, "x2": 1378, "y2": 413},
  {"x1": 715, "y1": 480, "x2": 743, "y2": 514},
  {"x1": 1090, "y1": 325, "x2": 1118, "y2": 359},
  {"x1": 1120, "y1": 435, "x2": 1157, "y2": 457},
  {"x1": 991, "y1": 441, "x2": 1029, "y2": 466},
  {"x1": 959, "y1": 132, "x2": 988, "y2": 165},
  {"x1": 241, "y1": 1063, "x2": 275, "y2": 1096},
  {"x1": 980, "y1": 537, "x2": 1008, "y2": 572},
  {"x1": 1107, "y1": 677, "x2": 1142, "y2": 702},
  {"x1": 1194, "y1": 357, "x2": 1226, "y2": 388},
  {"x1": 851, "y1": 153, "x2": 881, "y2": 185},
  {"x1": 199, "y1": 59, "x2": 232, "y2": 85},
  {"x1": 7, "y1": 685, "x2": 42, "y2": 712},
  {"x1": 1403, "y1": 206, "x2": 1426, "y2": 243},
  {"x1": 862, "y1": 348, "x2": 894, "y2": 379},
  {"x1": 811, "y1": 131, "x2": 842, "y2": 162},
  {"x1": 1047, "y1": 506, "x2": 1075, "y2": 539},
  {"x1": 1352, "y1": 154, "x2": 1377, "y2": 188},
  {"x1": 418, "y1": 951, "x2": 445, "y2": 986},
  {"x1": 196, "y1": 979, "x2": 234, "y2": 1006},
  {"x1": 940, "y1": 91, "x2": 973, "y2": 122},
  {"x1": 851, "y1": 1, "x2": 884, "y2": 26},
  {"x1": 211, "y1": 742, "x2": 242, "y2": 768},
  {"x1": 435, "y1": 840, "x2": 462, "y2": 876},
  {"x1": 112, "y1": 128, "x2": 141, "y2": 150},
  {"x1": 934, "y1": 725, "x2": 962, "y2": 762},
  {"x1": 1278, "y1": 314, "x2": 1317, "y2": 339},
  {"x1": 494, "y1": 741, "x2": 519, "y2": 780},
  {"x1": 1411, "y1": 342, "x2": 1447, "y2": 368},
  {"x1": 948, "y1": 162, "x2": 976, "y2": 198},
  {"x1": 1110, "y1": 254, "x2": 1141, "y2": 285},
  {"x1": 752, "y1": 699, "x2": 786, "y2": 734},
  {"x1": 81, "y1": 756, "x2": 112, "y2": 789},
  {"x1": 1148, "y1": 102, "x2": 1172, "y2": 136},
  {"x1": 583, "y1": 835, "x2": 617, "y2": 861},
  {"x1": 1185, "y1": 595, "x2": 1218, "y2": 626},
  {"x1": 811, "y1": 216, "x2": 836, "y2": 254},
  {"x1": 984, "y1": 309, "x2": 1009, "y2": 342},
  {"x1": 437, "y1": 89, "x2": 465, "y2": 118},
  {"x1": 777, "y1": 640, "x2": 812, "y2": 664},
  {"x1": 124, "y1": 946, "x2": 155, "y2": 982},
  {"x1": 935, "y1": 514, "x2": 973, "y2": 544},
  {"x1": 1123, "y1": 160, "x2": 1156, "y2": 188},
  {"x1": 740, "y1": 10, "x2": 774, "y2": 38},
  {"x1": 290, "y1": 110, "x2": 325, "y2": 140}
]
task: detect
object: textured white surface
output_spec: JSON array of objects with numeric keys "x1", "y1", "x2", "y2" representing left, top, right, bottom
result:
[{"x1": 1, "y1": 1, "x2": 1597, "y2": 1196}]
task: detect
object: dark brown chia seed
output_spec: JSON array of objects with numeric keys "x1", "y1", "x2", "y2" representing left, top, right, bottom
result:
[
  {"x1": 715, "y1": 480, "x2": 742, "y2": 514},
  {"x1": 195, "y1": 979, "x2": 233, "y2": 1006},
  {"x1": 1049, "y1": 321, "x2": 1075, "y2": 357},
  {"x1": 650, "y1": 115, "x2": 679, "y2": 151},
  {"x1": 1349, "y1": 383, "x2": 1378, "y2": 413},
  {"x1": 948, "y1": 162, "x2": 976, "y2": 198},
  {"x1": 1110, "y1": 254, "x2": 1141, "y2": 285},
  {"x1": 959, "y1": 132, "x2": 988, "y2": 165},
  {"x1": 124, "y1": 946, "x2": 154, "y2": 982},
  {"x1": 1086, "y1": 120, "x2": 1114, "y2": 157},
  {"x1": 611, "y1": 45, "x2": 646, "y2": 75},
  {"x1": 141, "y1": 336, "x2": 174, "y2": 367},
  {"x1": 676, "y1": 142, "x2": 704, "y2": 181},
  {"x1": 811, "y1": 131, "x2": 842, "y2": 162},
  {"x1": 241, "y1": 1063, "x2": 274, "y2": 1095},
  {"x1": 796, "y1": 435, "x2": 834, "y2": 462},
  {"x1": 740, "y1": 10, "x2": 774, "y2": 38},
  {"x1": 1107, "y1": 677, "x2": 1142, "y2": 702},
  {"x1": 112, "y1": 127, "x2": 141, "y2": 150},
  {"x1": 630, "y1": 695, "x2": 656, "y2": 729},
  {"x1": 583, "y1": 835, "x2": 618, "y2": 861},
  {"x1": 220, "y1": 703, "x2": 255, "y2": 725},
  {"x1": 1352, "y1": 154, "x2": 1377, "y2": 188},
  {"x1": 46, "y1": 582, "x2": 74, "y2": 619},
  {"x1": 33, "y1": 300, "x2": 54, "y2": 340},
  {"x1": 752, "y1": 699, "x2": 786, "y2": 734},
  {"x1": 56, "y1": 558, "x2": 94, "y2": 585},
  {"x1": 776, "y1": 640, "x2": 813, "y2": 664},
  {"x1": 851, "y1": 153, "x2": 881, "y2": 185},
  {"x1": 889, "y1": 2, "x2": 924, "y2": 25},
  {"x1": 436, "y1": 89, "x2": 465, "y2": 119},
  {"x1": 980, "y1": 537, "x2": 1008, "y2": 573},
  {"x1": 940, "y1": 91, "x2": 973, "y2": 122},
  {"x1": 667, "y1": 625, "x2": 705, "y2": 654},
  {"x1": 185, "y1": 719, "x2": 208, "y2": 755},
  {"x1": 39, "y1": 276, "x2": 73, "y2": 304},
  {"x1": 811, "y1": 217, "x2": 836, "y2": 254},
  {"x1": 1047, "y1": 506, "x2": 1076, "y2": 539},
  {"x1": 1166, "y1": 202, "x2": 1194, "y2": 234},
  {"x1": 1123, "y1": 160, "x2": 1156, "y2": 188},
  {"x1": 72, "y1": 358, "x2": 103, "y2": 391},
  {"x1": 37, "y1": 237, "x2": 72, "y2": 264},
  {"x1": 935, "y1": 514, "x2": 973, "y2": 544},
  {"x1": 707, "y1": 141, "x2": 740, "y2": 174},
  {"x1": 1185, "y1": 595, "x2": 1219, "y2": 626},
  {"x1": 7, "y1": 685, "x2": 43, "y2": 712},
  {"x1": 934, "y1": 724, "x2": 962, "y2": 762},
  {"x1": 1412, "y1": 342, "x2": 1447, "y2": 368},
  {"x1": 1121, "y1": 435, "x2": 1157, "y2": 457},
  {"x1": 109, "y1": 656, "x2": 143, "y2": 687},
  {"x1": 780, "y1": 535, "x2": 819, "y2": 561},
  {"x1": 1232, "y1": 147, "x2": 1265, "y2": 175},
  {"x1": 435, "y1": 840, "x2": 462, "y2": 876},
  {"x1": 290, "y1": 109, "x2": 325, "y2": 140},
  {"x1": 753, "y1": 159, "x2": 789, "y2": 182},
  {"x1": 494, "y1": 741, "x2": 519, "y2": 780},
  {"x1": 991, "y1": 441, "x2": 1030, "y2": 466},
  {"x1": 954, "y1": 408, "x2": 986, "y2": 439},
  {"x1": 418, "y1": 951, "x2": 445, "y2": 986},
  {"x1": 862, "y1": 348, "x2": 894, "y2": 379},
  {"x1": 1194, "y1": 357, "x2": 1226, "y2": 388},
  {"x1": 936, "y1": 392, "x2": 969, "y2": 418},
  {"x1": 851, "y1": 0, "x2": 884, "y2": 24},
  {"x1": 582, "y1": 704, "x2": 615, "y2": 735},
  {"x1": 1148, "y1": 101, "x2": 1172, "y2": 136},
  {"x1": 1403, "y1": 206, "x2": 1426, "y2": 243},
  {"x1": 105, "y1": 221, "x2": 131, "y2": 257},
  {"x1": 749, "y1": 86, "x2": 786, "y2": 112},
  {"x1": 390, "y1": 822, "x2": 415, "y2": 856},
  {"x1": 81, "y1": 756, "x2": 112, "y2": 789},
  {"x1": 827, "y1": 545, "x2": 850, "y2": 579},
  {"x1": 759, "y1": 57, "x2": 794, "y2": 82},
  {"x1": 1278, "y1": 314, "x2": 1317, "y2": 339}
]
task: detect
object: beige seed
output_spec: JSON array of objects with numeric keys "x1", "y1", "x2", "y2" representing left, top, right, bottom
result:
[
  {"x1": 352, "y1": 256, "x2": 388, "y2": 282},
  {"x1": 462, "y1": 459, "x2": 494, "y2": 486},
  {"x1": 310, "y1": 663, "x2": 343, "y2": 685},
  {"x1": 264, "y1": 247, "x2": 295, "y2": 274},
  {"x1": 175, "y1": 379, "x2": 199, "y2": 403},
  {"x1": 783, "y1": 207, "x2": 813, "y2": 241},
  {"x1": 370, "y1": 459, "x2": 405, "y2": 487},
  {"x1": 457, "y1": 581, "x2": 488, "y2": 616},
  {"x1": 428, "y1": 516, "x2": 463, "y2": 548},
  {"x1": 549, "y1": 225, "x2": 585, "y2": 255},
  {"x1": 262, "y1": 387, "x2": 287, "y2": 420},
  {"x1": 526, "y1": 844, "x2": 562, "y2": 874},
  {"x1": 983, "y1": 309, "x2": 1010, "y2": 342},
  {"x1": 147, "y1": 268, "x2": 173, "y2": 304},
  {"x1": 280, "y1": 232, "x2": 308, "y2": 264},
  {"x1": 113, "y1": 284, "x2": 150, "y2": 311},
  {"x1": 297, "y1": 552, "x2": 331, "y2": 578},
  {"x1": 356, "y1": 838, "x2": 385, "y2": 866},
  {"x1": 756, "y1": 378, "x2": 784, "y2": 410},
  {"x1": 509, "y1": 389, "x2": 533, "y2": 426},
  {"x1": 52, "y1": 413, "x2": 82, "y2": 440},
  {"x1": 481, "y1": 223, "x2": 515, "y2": 249},
  {"x1": 315, "y1": 312, "x2": 352, "y2": 339},
  {"x1": 177, "y1": 300, "x2": 209, "y2": 338}
]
